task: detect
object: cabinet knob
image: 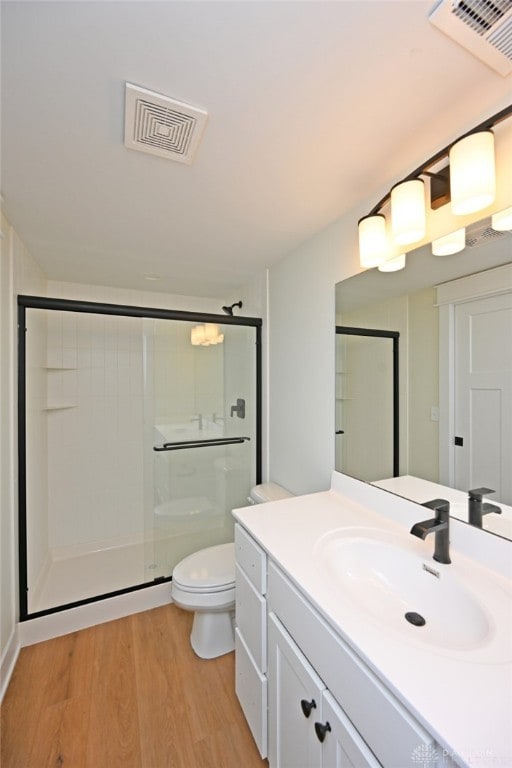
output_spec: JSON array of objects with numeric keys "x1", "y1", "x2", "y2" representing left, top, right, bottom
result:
[
  {"x1": 314, "y1": 721, "x2": 332, "y2": 743},
  {"x1": 300, "y1": 698, "x2": 317, "y2": 718}
]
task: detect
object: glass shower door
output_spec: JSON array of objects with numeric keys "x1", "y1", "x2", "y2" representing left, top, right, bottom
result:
[
  {"x1": 144, "y1": 319, "x2": 257, "y2": 581},
  {"x1": 20, "y1": 296, "x2": 260, "y2": 619}
]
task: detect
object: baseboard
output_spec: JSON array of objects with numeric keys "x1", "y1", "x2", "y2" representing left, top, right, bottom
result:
[
  {"x1": 0, "y1": 626, "x2": 21, "y2": 703},
  {"x1": 29, "y1": 550, "x2": 53, "y2": 610},
  {"x1": 19, "y1": 581, "x2": 172, "y2": 647}
]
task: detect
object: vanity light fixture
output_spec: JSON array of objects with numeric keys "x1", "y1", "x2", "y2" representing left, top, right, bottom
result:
[
  {"x1": 391, "y1": 179, "x2": 426, "y2": 246},
  {"x1": 449, "y1": 131, "x2": 496, "y2": 216},
  {"x1": 358, "y1": 214, "x2": 388, "y2": 268},
  {"x1": 432, "y1": 228, "x2": 466, "y2": 256},
  {"x1": 357, "y1": 104, "x2": 512, "y2": 271},
  {"x1": 491, "y1": 206, "x2": 512, "y2": 231}
]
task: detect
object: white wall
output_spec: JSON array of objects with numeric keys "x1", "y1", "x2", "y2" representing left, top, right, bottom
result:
[
  {"x1": 268, "y1": 214, "x2": 361, "y2": 494},
  {"x1": 407, "y1": 287, "x2": 439, "y2": 481},
  {"x1": 1, "y1": 213, "x2": 46, "y2": 698}
]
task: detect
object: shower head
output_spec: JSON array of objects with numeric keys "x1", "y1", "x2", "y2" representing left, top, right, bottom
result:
[{"x1": 222, "y1": 300, "x2": 243, "y2": 316}]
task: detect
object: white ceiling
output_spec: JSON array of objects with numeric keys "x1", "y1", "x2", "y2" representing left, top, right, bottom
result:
[{"x1": 2, "y1": 1, "x2": 511, "y2": 298}]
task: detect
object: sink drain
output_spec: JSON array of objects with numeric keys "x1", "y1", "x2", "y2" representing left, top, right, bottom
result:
[{"x1": 405, "y1": 611, "x2": 426, "y2": 627}]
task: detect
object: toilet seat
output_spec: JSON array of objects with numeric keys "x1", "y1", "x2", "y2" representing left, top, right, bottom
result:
[{"x1": 172, "y1": 542, "x2": 235, "y2": 593}]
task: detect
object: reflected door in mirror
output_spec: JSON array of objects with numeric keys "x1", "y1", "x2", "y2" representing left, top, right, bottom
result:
[
  {"x1": 453, "y1": 292, "x2": 512, "y2": 505},
  {"x1": 335, "y1": 327, "x2": 399, "y2": 482}
]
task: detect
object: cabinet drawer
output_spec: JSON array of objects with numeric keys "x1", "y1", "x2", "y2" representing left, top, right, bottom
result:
[
  {"x1": 268, "y1": 562, "x2": 435, "y2": 768},
  {"x1": 235, "y1": 564, "x2": 267, "y2": 671},
  {"x1": 235, "y1": 628, "x2": 268, "y2": 759},
  {"x1": 235, "y1": 523, "x2": 267, "y2": 594}
]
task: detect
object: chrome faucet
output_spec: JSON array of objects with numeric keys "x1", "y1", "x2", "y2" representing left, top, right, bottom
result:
[
  {"x1": 410, "y1": 499, "x2": 451, "y2": 565},
  {"x1": 468, "y1": 487, "x2": 502, "y2": 529}
]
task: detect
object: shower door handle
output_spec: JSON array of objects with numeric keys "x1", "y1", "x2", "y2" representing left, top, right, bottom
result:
[{"x1": 153, "y1": 436, "x2": 250, "y2": 451}]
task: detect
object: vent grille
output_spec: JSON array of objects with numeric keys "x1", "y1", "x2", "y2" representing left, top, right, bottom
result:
[
  {"x1": 465, "y1": 218, "x2": 509, "y2": 247},
  {"x1": 124, "y1": 84, "x2": 208, "y2": 164},
  {"x1": 430, "y1": 0, "x2": 512, "y2": 75},
  {"x1": 452, "y1": 0, "x2": 512, "y2": 34}
]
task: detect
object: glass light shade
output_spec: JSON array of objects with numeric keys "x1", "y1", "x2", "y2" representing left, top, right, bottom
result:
[
  {"x1": 204, "y1": 323, "x2": 219, "y2": 343},
  {"x1": 191, "y1": 325, "x2": 207, "y2": 345},
  {"x1": 358, "y1": 214, "x2": 388, "y2": 268},
  {"x1": 492, "y1": 207, "x2": 512, "y2": 231},
  {"x1": 449, "y1": 131, "x2": 495, "y2": 215},
  {"x1": 432, "y1": 228, "x2": 466, "y2": 256},
  {"x1": 378, "y1": 253, "x2": 406, "y2": 272},
  {"x1": 391, "y1": 179, "x2": 426, "y2": 246}
]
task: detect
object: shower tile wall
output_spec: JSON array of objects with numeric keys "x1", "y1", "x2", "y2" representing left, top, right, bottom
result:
[
  {"x1": 46, "y1": 311, "x2": 145, "y2": 553},
  {"x1": 25, "y1": 309, "x2": 49, "y2": 597}
]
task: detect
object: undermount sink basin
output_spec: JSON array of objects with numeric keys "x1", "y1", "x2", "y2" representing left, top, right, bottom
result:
[{"x1": 314, "y1": 527, "x2": 511, "y2": 660}]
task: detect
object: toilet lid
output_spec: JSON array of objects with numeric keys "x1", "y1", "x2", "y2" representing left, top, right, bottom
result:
[{"x1": 172, "y1": 542, "x2": 235, "y2": 592}]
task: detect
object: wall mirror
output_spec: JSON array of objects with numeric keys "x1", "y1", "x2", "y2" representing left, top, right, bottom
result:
[{"x1": 335, "y1": 215, "x2": 512, "y2": 541}]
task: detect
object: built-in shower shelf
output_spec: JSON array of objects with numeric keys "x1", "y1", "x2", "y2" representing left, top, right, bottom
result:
[
  {"x1": 44, "y1": 366, "x2": 77, "y2": 370},
  {"x1": 44, "y1": 404, "x2": 78, "y2": 411}
]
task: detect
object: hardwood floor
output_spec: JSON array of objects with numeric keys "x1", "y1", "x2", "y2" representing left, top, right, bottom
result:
[{"x1": 1, "y1": 605, "x2": 268, "y2": 768}]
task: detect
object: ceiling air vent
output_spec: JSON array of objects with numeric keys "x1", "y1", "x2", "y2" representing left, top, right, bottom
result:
[
  {"x1": 465, "y1": 217, "x2": 510, "y2": 247},
  {"x1": 429, "y1": 0, "x2": 512, "y2": 75},
  {"x1": 124, "y1": 83, "x2": 208, "y2": 164}
]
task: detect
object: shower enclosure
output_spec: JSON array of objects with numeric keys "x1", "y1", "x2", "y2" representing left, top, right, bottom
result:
[{"x1": 18, "y1": 296, "x2": 261, "y2": 619}]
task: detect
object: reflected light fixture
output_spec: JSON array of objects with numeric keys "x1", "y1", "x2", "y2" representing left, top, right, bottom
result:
[
  {"x1": 492, "y1": 206, "x2": 512, "y2": 231},
  {"x1": 449, "y1": 131, "x2": 496, "y2": 216},
  {"x1": 357, "y1": 105, "x2": 511, "y2": 271},
  {"x1": 378, "y1": 254, "x2": 406, "y2": 272},
  {"x1": 432, "y1": 228, "x2": 466, "y2": 256},
  {"x1": 191, "y1": 323, "x2": 224, "y2": 346}
]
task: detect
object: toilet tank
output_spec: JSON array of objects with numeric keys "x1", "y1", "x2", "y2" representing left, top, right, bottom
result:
[{"x1": 249, "y1": 482, "x2": 293, "y2": 504}]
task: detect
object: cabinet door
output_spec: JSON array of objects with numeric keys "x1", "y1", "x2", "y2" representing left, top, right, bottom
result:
[
  {"x1": 320, "y1": 690, "x2": 381, "y2": 768},
  {"x1": 268, "y1": 613, "x2": 325, "y2": 768}
]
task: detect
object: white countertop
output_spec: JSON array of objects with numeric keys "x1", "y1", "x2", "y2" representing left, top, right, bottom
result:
[{"x1": 233, "y1": 472, "x2": 512, "y2": 768}]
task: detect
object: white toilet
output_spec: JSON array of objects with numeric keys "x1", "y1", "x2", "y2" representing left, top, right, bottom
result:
[{"x1": 171, "y1": 482, "x2": 293, "y2": 659}]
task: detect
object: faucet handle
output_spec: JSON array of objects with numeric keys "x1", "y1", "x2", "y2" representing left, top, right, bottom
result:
[
  {"x1": 468, "y1": 487, "x2": 495, "y2": 500},
  {"x1": 421, "y1": 498, "x2": 450, "y2": 516}
]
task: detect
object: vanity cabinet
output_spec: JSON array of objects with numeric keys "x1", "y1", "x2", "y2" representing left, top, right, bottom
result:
[
  {"x1": 267, "y1": 560, "x2": 438, "y2": 768},
  {"x1": 269, "y1": 612, "x2": 379, "y2": 768},
  {"x1": 234, "y1": 522, "x2": 450, "y2": 768},
  {"x1": 234, "y1": 523, "x2": 268, "y2": 758}
]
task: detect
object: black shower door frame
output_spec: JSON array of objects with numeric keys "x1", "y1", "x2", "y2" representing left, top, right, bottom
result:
[{"x1": 17, "y1": 295, "x2": 262, "y2": 621}]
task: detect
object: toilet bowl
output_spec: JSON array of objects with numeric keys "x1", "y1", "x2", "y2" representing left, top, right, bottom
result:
[{"x1": 171, "y1": 482, "x2": 293, "y2": 659}]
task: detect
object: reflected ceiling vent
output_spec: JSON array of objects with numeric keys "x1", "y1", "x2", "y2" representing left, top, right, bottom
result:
[
  {"x1": 465, "y1": 217, "x2": 509, "y2": 247},
  {"x1": 124, "y1": 83, "x2": 208, "y2": 164},
  {"x1": 429, "y1": 0, "x2": 512, "y2": 75}
]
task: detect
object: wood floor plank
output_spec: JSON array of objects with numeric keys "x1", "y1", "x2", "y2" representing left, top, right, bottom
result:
[
  {"x1": 27, "y1": 697, "x2": 90, "y2": 768},
  {"x1": 85, "y1": 616, "x2": 142, "y2": 768},
  {"x1": 0, "y1": 633, "x2": 78, "y2": 767},
  {"x1": 133, "y1": 606, "x2": 194, "y2": 768},
  {"x1": 1, "y1": 604, "x2": 267, "y2": 768}
]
